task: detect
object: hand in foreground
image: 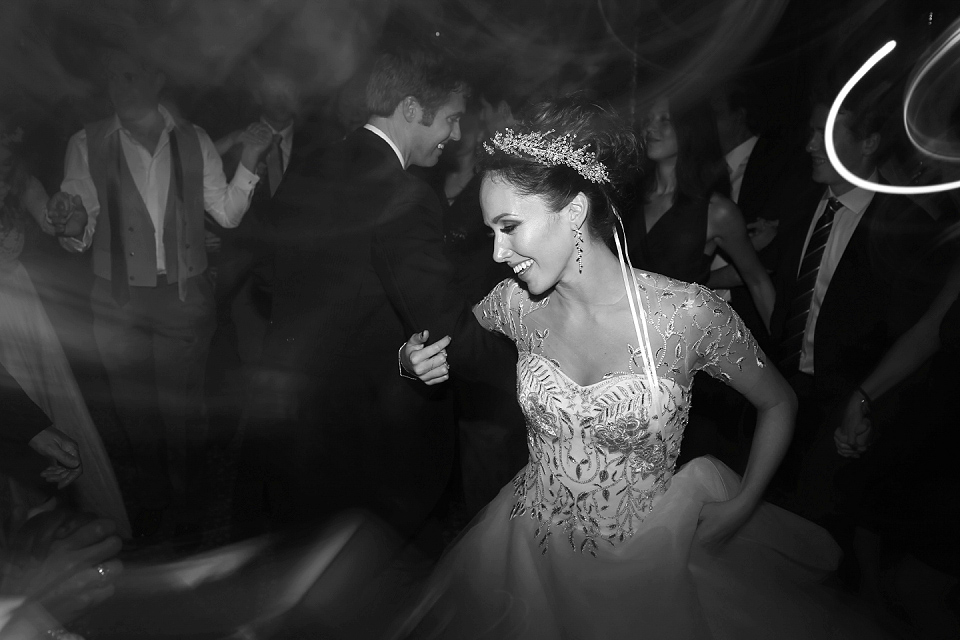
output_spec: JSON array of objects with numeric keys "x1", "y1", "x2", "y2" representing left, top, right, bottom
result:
[
  {"x1": 696, "y1": 498, "x2": 754, "y2": 548},
  {"x1": 28, "y1": 427, "x2": 82, "y2": 489},
  {"x1": 834, "y1": 396, "x2": 873, "y2": 458},
  {"x1": 7, "y1": 513, "x2": 123, "y2": 624},
  {"x1": 45, "y1": 192, "x2": 87, "y2": 238},
  {"x1": 401, "y1": 330, "x2": 451, "y2": 385}
]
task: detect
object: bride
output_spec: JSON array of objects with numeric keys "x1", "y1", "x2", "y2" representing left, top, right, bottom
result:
[{"x1": 399, "y1": 95, "x2": 890, "y2": 638}]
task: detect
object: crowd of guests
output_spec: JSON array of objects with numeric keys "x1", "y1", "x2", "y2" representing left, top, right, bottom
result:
[{"x1": 1, "y1": 22, "x2": 958, "y2": 640}]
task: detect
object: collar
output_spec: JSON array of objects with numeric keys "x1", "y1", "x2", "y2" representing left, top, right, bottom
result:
[
  {"x1": 260, "y1": 117, "x2": 294, "y2": 139},
  {"x1": 363, "y1": 123, "x2": 405, "y2": 169},
  {"x1": 105, "y1": 104, "x2": 177, "y2": 138},
  {"x1": 827, "y1": 169, "x2": 879, "y2": 213},
  {"x1": 725, "y1": 135, "x2": 758, "y2": 171}
]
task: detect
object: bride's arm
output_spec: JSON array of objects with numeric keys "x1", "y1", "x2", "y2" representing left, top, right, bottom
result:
[
  {"x1": 728, "y1": 361, "x2": 796, "y2": 507},
  {"x1": 689, "y1": 287, "x2": 795, "y2": 544}
]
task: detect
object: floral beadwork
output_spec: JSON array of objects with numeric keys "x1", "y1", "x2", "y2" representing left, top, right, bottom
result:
[{"x1": 473, "y1": 275, "x2": 764, "y2": 556}]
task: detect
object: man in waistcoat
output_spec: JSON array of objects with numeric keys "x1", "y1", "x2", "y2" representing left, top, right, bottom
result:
[{"x1": 48, "y1": 47, "x2": 272, "y2": 538}]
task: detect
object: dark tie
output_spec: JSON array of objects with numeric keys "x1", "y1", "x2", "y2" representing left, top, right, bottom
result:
[
  {"x1": 265, "y1": 135, "x2": 283, "y2": 197},
  {"x1": 777, "y1": 197, "x2": 844, "y2": 373}
]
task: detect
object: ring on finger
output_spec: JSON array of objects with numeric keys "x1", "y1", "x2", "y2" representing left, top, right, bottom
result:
[{"x1": 95, "y1": 564, "x2": 109, "y2": 579}]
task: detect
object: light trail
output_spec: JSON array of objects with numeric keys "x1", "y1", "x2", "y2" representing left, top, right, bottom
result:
[{"x1": 826, "y1": 36, "x2": 960, "y2": 194}]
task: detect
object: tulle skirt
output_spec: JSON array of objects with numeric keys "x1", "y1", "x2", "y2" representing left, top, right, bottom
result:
[
  {"x1": 406, "y1": 456, "x2": 891, "y2": 639},
  {"x1": 0, "y1": 261, "x2": 130, "y2": 538}
]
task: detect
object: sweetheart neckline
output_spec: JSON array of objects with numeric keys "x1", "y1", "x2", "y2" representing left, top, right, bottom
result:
[{"x1": 523, "y1": 351, "x2": 685, "y2": 392}]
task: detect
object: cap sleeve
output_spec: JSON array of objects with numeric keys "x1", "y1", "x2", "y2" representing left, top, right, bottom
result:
[
  {"x1": 473, "y1": 278, "x2": 526, "y2": 342},
  {"x1": 689, "y1": 285, "x2": 766, "y2": 384}
]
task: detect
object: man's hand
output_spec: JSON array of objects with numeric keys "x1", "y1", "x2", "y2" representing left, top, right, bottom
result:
[
  {"x1": 11, "y1": 514, "x2": 123, "y2": 624},
  {"x1": 401, "y1": 330, "x2": 451, "y2": 385},
  {"x1": 238, "y1": 123, "x2": 276, "y2": 173},
  {"x1": 28, "y1": 427, "x2": 82, "y2": 489},
  {"x1": 45, "y1": 193, "x2": 87, "y2": 238},
  {"x1": 834, "y1": 395, "x2": 874, "y2": 458}
]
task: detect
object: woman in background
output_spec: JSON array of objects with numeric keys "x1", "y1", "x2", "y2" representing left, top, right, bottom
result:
[{"x1": 628, "y1": 97, "x2": 775, "y2": 331}]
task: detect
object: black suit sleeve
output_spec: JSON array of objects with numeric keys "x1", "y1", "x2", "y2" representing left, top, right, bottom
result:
[
  {"x1": 1, "y1": 360, "x2": 51, "y2": 445},
  {"x1": 371, "y1": 188, "x2": 516, "y2": 392}
]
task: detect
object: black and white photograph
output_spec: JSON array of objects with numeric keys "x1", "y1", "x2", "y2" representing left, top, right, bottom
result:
[{"x1": 1, "y1": 0, "x2": 958, "y2": 637}]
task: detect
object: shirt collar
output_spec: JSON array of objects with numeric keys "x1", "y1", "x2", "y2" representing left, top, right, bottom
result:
[
  {"x1": 363, "y1": 123, "x2": 405, "y2": 169},
  {"x1": 260, "y1": 117, "x2": 294, "y2": 139},
  {"x1": 827, "y1": 169, "x2": 879, "y2": 213},
  {"x1": 105, "y1": 104, "x2": 177, "y2": 138},
  {"x1": 725, "y1": 135, "x2": 758, "y2": 171}
]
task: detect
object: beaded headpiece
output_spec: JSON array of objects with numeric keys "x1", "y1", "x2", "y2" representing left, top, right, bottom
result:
[{"x1": 483, "y1": 128, "x2": 610, "y2": 184}]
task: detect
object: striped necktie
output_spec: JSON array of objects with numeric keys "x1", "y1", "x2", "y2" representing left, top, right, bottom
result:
[{"x1": 777, "y1": 197, "x2": 844, "y2": 373}]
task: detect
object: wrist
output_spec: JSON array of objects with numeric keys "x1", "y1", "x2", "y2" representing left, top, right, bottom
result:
[{"x1": 855, "y1": 386, "x2": 872, "y2": 415}]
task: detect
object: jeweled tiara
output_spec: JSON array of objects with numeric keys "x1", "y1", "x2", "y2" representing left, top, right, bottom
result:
[{"x1": 483, "y1": 128, "x2": 610, "y2": 184}]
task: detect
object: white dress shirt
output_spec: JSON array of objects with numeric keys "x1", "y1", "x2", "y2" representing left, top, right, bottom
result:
[
  {"x1": 363, "y1": 123, "x2": 405, "y2": 168},
  {"x1": 60, "y1": 105, "x2": 259, "y2": 273},
  {"x1": 797, "y1": 172, "x2": 878, "y2": 374}
]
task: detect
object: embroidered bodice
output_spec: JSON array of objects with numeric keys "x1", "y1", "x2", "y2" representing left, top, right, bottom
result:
[{"x1": 475, "y1": 273, "x2": 764, "y2": 555}]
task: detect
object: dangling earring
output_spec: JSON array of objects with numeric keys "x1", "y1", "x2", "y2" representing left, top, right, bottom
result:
[{"x1": 574, "y1": 228, "x2": 584, "y2": 274}]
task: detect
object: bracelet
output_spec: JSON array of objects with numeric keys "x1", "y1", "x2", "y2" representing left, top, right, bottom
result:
[
  {"x1": 398, "y1": 344, "x2": 417, "y2": 380},
  {"x1": 856, "y1": 386, "x2": 872, "y2": 414}
]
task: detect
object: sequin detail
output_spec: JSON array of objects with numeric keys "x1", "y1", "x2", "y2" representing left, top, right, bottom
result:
[{"x1": 474, "y1": 275, "x2": 764, "y2": 556}]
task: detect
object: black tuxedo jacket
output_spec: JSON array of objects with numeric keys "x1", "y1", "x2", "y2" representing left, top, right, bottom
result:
[
  {"x1": 215, "y1": 127, "x2": 315, "y2": 250},
  {"x1": 258, "y1": 127, "x2": 516, "y2": 532},
  {"x1": 737, "y1": 132, "x2": 814, "y2": 268},
  {"x1": 770, "y1": 184, "x2": 937, "y2": 402},
  {"x1": 212, "y1": 124, "x2": 326, "y2": 307}
]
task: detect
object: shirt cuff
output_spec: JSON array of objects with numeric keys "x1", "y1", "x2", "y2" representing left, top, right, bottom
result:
[{"x1": 232, "y1": 162, "x2": 260, "y2": 191}]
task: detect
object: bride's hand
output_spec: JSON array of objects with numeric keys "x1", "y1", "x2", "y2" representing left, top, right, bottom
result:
[
  {"x1": 401, "y1": 330, "x2": 451, "y2": 385},
  {"x1": 696, "y1": 498, "x2": 754, "y2": 547}
]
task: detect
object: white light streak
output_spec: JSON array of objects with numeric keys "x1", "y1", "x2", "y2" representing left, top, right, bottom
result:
[{"x1": 826, "y1": 40, "x2": 960, "y2": 194}]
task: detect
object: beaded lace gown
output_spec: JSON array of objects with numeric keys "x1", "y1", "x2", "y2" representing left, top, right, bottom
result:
[{"x1": 408, "y1": 274, "x2": 889, "y2": 639}]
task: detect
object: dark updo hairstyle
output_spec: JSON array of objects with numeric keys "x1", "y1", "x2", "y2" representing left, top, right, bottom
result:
[
  {"x1": 477, "y1": 93, "x2": 641, "y2": 242},
  {"x1": 661, "y1": 99, "x2": 731, "y2": 203}
]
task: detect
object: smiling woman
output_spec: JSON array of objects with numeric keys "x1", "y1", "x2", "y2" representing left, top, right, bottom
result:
[{"x1": 398, "y1": 94, "x2": 895, "y2": 639}]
